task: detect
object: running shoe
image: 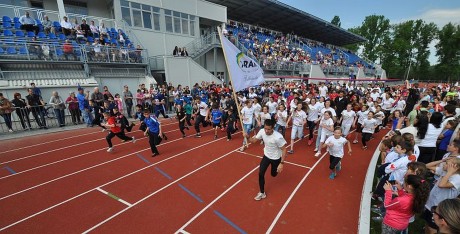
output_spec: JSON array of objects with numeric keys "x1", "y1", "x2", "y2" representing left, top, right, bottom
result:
[
  {"x1": 131, "y1": 137, "x2": 136, "y2": 143},
  {"x1": 254, "y1": 192, "x2": 266, "y2": 201},
  {"x1": 107, "y1": 147, "x2": 113, "y2": 152},
  {"x1": 336, "y1": 162, "x2": 341, "y2": 172},
  {"x1": 329, "y1": 172, "x2": 336, "y2": 179},
  {"x1": 287, "y1": 150, "x2": 294, "y2": 154},
  {"x1": 195, "y1": 134, "x2": 201, "y2": 138},
  {"x1": 314, "y1": 152, "x2": 321, "y2": 157}
]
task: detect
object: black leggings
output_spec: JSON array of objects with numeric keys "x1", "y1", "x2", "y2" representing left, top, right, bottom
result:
[
  {"x1": 307, "y1": 120, "x2": 316, "y2": 139},
  {"x1": 227, "y1": 122, "x2": 236, "y2": 139},
  {"x1": 186, "y1": 114, "x2": 192, "y2": 126},
  {"x1": 148, "y1": 132, "x2": 160, "y2": 154},
  {"x1": 106, "y1": 131, "x2": 132, "y2": 147},
  {"x1": 194, "y1": 114, "x2": 206, "y2": 133},
  {"x1": 329, "y1": 155, "x2": 341, "y2": 170},
  {"x1": 179, "y1": 120, "x2": 186, "y2": 135},
  {"x1": 362, "y1": 132, "x2": 372, "y2": 146},
  {"x1": 258, "y1": 155, "x2": 281, "y2": 193}
]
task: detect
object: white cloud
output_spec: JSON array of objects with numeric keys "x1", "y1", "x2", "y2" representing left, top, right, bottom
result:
[{"x1": 417, "y1": 8, "x2": 460, "y2": 26}]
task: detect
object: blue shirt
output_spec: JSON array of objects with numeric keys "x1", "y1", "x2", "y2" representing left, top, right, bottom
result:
[
  {"x1": 211, "y1": 109, "x2": 222, "y2": 124},
  {"x1": 439, "y1": 129, "x2": 454, "y2": 150},
  {"x1": 153, "y1": 94, "x2": 165, "y2": 106},
  {"x1": 77, "y1": 93, "x2": 87, "y2": 111},
  {"x1": 144, "y1": 115, "x2": 160, "y2": 133}
]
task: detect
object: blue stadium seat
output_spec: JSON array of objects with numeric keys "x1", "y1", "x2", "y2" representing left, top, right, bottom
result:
[
  {"x1": 27, "y1": 31, "x2": 36, "y2": 37},
  {"x1": 14, "y1": 22, "x2": 21, "y2": 30},
  {"x1": 6, "y1": 47, "x2": 16, "y2": 54},
  {"x1": 58, "y1": 34, "x2": 66, "y2": 40},
  {"x1": 35, "y1": 19, "x2": 42, "y2": 25},
  {"x1": 87, "y1": 36, "x2": 94, "y2": 43},
  {"x1": 48, "y1": 33, "x2": 57, "y2": 40},
  {"x1": 56, "y1": 48, "x2": 64, "y2": 57},
  {"x1": 15, "y1": 30, "x2": 25, "y2": 37},
  {"x1": 19, "y1": 47, "x2": 28, "y2": 55},
  {"x1": 110, "y1": 38, "x2": 117, "y2": 44},
  {"x1": 3, "y1": 29, "x2": 13, "y2": 37},
  {"x1": 13, "y1": 17, "x2": 19, "y2": 23},
  {"x1": 2, "y1": 16, "x2": 12, "y2": 23},
  {"x1": 53, "y1": 21, "x2": 61, "y2": 31},
  {"x1": 37, "y1": 32, "x2": 46, "y2": 39},
  {"x1": 2, "y1": 21, "x2": 12, "y2": 29},
  {"x1": 110, "y1": 28, "x2": 117, "y2": 33},
  {"x1": 0, "y1": 47, "x2": 4, "y2": 54}
]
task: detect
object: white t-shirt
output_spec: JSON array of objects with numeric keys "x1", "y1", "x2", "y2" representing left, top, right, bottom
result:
[
  {"x1": 307, "y1": 104, "x2": 320, "y2": 122},
  {"x1": 374, "y1": 111, "x2": 385, "y2": 125},
  {"x1": 425, "y1": 174, "x2": 460, "y2": 210},
  {"x1": 198, "y1": 102, "x2": 208, "y2": 116},
  {"x1": 362, "y1": 118, "x2": 378, "y2": 133},
  {"x1": 241, "y1": 106, "x2": 255, "y2": 125},
  {"x1": 382, "y1": 98, "x2": 395, "y2": 111},
  {"x1": 267, "y1": 101, "x2": 278, "y2": 114},
  {"x1": 418, "y1": 124, "x2": 443, "y2": 147},
  {"x1": 319, "y1": 86, "x2": 328, "y2": 97},
  {"x1": 370, "y1": 92, "x2": 380, "y2": 101},
  {"x1": 320, "y1": 117, "x2": 334, "y2": 136},
  {"x1": 291, "y1": 110, "x2": 307, "y2": 126},
  {"x1": 253, "y1": 103, "x2": 262, "y2": 117},
  {"x1": 255, "y1": 129, "x2": 287, "y2": 160},
  {"x1": 259, "y1": 112, "x2": 271, "y2": 124},
  {"x1": 341, "y1": 110, "x2": 356, "y2": 126},
  {"x1": 395, "y1": 100, "x2": 406, "y2": 111},
  {"x1": 320, "y1": 107, "x2": 337, "y2": 118},
  {"x1": 276, "y1": 110, "x2": 288, "y2": 127},
  {"x1": 325, "y1": 136, "x2": 348, "y2": 158},
  {"x1": 357, "y1": 110, "x2": 369, "y2": 124},
  {"x1": 385, "y1": 156, "x2": 411, "y2": 184}
]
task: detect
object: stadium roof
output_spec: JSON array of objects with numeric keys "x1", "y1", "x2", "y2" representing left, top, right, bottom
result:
[{"x1": 206, "y1": 0, "x2": 366, "y2": 46}]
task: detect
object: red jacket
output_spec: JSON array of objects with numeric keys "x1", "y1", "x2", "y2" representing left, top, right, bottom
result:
[
  {"x1": 383, "y1": 189, "x2": 414, "y2": 230},
  {"x1": 107, "y1": 117, "x2": 121, "y2": 133}
]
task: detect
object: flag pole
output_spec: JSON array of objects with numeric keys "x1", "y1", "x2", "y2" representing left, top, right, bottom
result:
[{"x1": 217, "y1": 26, "x2": 248, "y2": 146}]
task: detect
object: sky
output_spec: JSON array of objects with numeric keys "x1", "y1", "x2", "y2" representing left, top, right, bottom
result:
[{"x1": 279, "y1": 0, "x2": 460, "y2": 64}]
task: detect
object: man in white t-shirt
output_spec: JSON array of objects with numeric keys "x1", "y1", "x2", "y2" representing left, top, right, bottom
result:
[
  {"x1": 247, "y1": 119, "x2": 287, "y2": 201},
  {"x1": 193, "y1": 97, "x2": 209, "y2": 138},
  {"x1": 319, "y1": 83, "x2": 328, "y2": 98}
]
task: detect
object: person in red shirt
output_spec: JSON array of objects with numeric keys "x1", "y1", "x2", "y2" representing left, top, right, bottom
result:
[{"x1": 102, "y1": 112, "x2": 136, "y2": 152}]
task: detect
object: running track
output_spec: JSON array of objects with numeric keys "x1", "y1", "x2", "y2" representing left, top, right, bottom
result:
[{"x1": 0, "y1": 119, "x2": 386, "y2": 233}]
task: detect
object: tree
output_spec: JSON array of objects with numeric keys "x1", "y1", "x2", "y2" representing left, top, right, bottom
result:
[
  {"x1": 436, "y1": 23, "x2": 460, "y2": 82},
  {"x1": 331, "y1": 16, "x2": 341, "y2": 27},
  {"x1": 357, "y1": 15, "x2": 391, "y2": 63}
]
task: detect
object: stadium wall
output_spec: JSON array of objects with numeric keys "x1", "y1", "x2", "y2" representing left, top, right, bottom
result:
[{"x1": 164, "y1": 56, "x2": 223, "y2": 86}]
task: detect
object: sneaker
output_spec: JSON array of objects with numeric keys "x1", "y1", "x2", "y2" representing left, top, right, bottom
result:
[
  {"x1": 214, "y1": 135, "x2": 217, "y2": 139},
  {"x1": 287, "y1": 150, "x2": 294, "y2": 154},
  {"x1": 314, "y1": 148, "x2": 318, "y2": 152},
  {"x1": 260, "y1": 141, "x2": 264, "y2": 145},
  {"x1": 195, "y1": 134, "x2": 201, "y2": 138},
  {"x1": 227, "y1": 139, "x2": 231, "y2": 141},
  {"x1": 152, "y1": 152, "x2": 160, "y2": 157},
  {"x1": 329, "y1": 172, "x2": 336, "y2": 179},
  {"x1": 240, "y1": 145, "x2": 246, "y2": 152},
  {"x1": 372, "y1": 216, "x2": 383, "y2": 222},
  {"x1": 107, "y1": 147, "x2": 113, "y2": 152},
  {"x1": 8, "y1": 129, "x2": 13, "y2": 133},
  {"x1": 131, "y1": 137, "x2": 136, "y2": 143},
  {"x1": 254, "y1": 192, "x2": 266, "y2": 201},
  {"x1": 314, "y1": 152, "x2": 321, "y2": 157},
  {"x1": 336, "y1": 162, "x2": 341, "y2": 172},
  {"x1": 308, "y1": 139, "x2": 313, "y2": 146},
  {"x1": 353, "y1": 140, "x2": 358, "y2": 144}
]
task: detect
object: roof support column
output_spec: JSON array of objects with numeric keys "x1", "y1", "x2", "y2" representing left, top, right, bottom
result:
[{"x1": 56, "y1": 0, "x2": 66, "y2": 20}]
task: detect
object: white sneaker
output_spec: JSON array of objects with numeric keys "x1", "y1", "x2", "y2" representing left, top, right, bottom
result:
[
  {"x1": 314, "y1": 148, "x2": 318, "y2": 152},
  {"x1": 107, "y1": 147, "x2": 113, "y2": 152},
  {"x1": 131, "y1": 137, "x2": 136, "y2": 143},
  {"x1": 102, "y1": 129, "x2": 106, "y2": 132},
  {"x1": 314, "y1": 152, "x2": 321, "y2": 157},
  {"x1": 254, "y1": 192, "x2": 266, "y2": 201},
  {"x1": 8, "y1": 129, "x2": 13, "y2": 133}
]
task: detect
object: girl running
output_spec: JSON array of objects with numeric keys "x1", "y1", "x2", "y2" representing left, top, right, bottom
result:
[
  {"x1": 323, "y1": 127, "x2": 352, "y2": 179},
  {"x1": 315, "y1": 111, "x2": 334, "y2": 157},
  {"x1": 361, "y1": 111, "x2": 378, "y2": 150},
  {"x1": 286, "y1": 101, "x2": 307, "y2": 154},
  {"x1": 274, "y1": 104, "x2": 288, "y2": 137},
  {"x1": 306, "y1": 98, "x2": 320, "y2": 145},
  {"x1": 353, "y1": 105, "x2": 369, "y2": 144},
  {"x1": 339, "y1": 103, "x2": 356, "y2": 138},
  {"x1": 176, "y1": 103, "x2": 188, "y2": 138}
]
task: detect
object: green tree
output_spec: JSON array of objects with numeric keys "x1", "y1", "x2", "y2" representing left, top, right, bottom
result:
[
  {"x1": 358, "y1": 15, "x2": 391, "y2": 63},
  {"x1": 331, "y1": 15, "x2": 341, "y2": 27},
  {"x1": 436, "y1": 23, "x2": 460, "y2": 82}
]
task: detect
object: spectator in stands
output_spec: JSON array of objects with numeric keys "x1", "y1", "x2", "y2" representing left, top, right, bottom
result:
[
  {"x1": 109, "y1": 43, "x2": 118, "y2": 62},
  {"x1": 19, "y1": 11, "x2": 38, "y2": 35},
  {"x1": 60, "y1": 16, "x2": 73, "y2": 36},
  {"x1": 80, "y1": 19, "x2": 91, "y2": 37},
  {"x1": 134, "y1": 44, "x2": 143, "y2": 62},
  {"x1": 49, "y1": 91, "x2": 66, "y2": 127},
  {"x1": 181, "y1": 47, "x2": 189, "y2": 57},
  {"x1": 117, "y1": 29, "x2": 125, "y2": 45},
  {"x1": 99, "y1": 23, "x2": 109, "y2": 38},
  {"x1": 173, "y1": 46, "x2": 179, "y2": 56},
  {"x1": 41, "y1": 41, "x2": 51, "y2": 60},
  {"x1": 12, "y1": 92, "x2": 31, "y2": 130},
  {"x1": 98, "y1": 35, "x2": 106, "y2": 45},
  {"x1": 0, "y1": 93, "x2": 14, "y2": 132},
  {"x1": 42, "y1": 15, "x2": 55, "y2": 35},
  {"x1": 92, "y1": 39, "x2": 103, "y2": 61},
  {"x1": 28, "y1": 37, "x2": 43, "y2": 60},
  {"x1": 25, "y1": 88, "x2": 47, "y2": 129},
  {"x1": 66, "y1": 91, "x2": 81, "y2": 125},
  {"x1": 90, "y1": 20, "x2": 99, "y2": 37},
  {"x1": 63, "y1": 40, "x2": 77, "y2": 60},
  {"x1": 71, "y1": 18, "x2": 79, "y2": 36},
  {"x1": 75, "y1": 25, "x2": 87, "y2": 44}
]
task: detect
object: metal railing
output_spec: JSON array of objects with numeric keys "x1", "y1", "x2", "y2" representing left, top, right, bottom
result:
[
  {"x1": 149, "y1": 55, "x2": 165, "y2": 70},
  {"x1": 182, "y1": 32, "x2": 220, "y2": 58}
]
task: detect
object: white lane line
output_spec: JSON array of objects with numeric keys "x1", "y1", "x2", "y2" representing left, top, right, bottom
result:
[
  {"x1": 96, "y1": 187, "x2": 133, "y2": 207},
  {"x1": 175, "y1": 166, "x2": 259, "y2": 234},
  {"x1": 0, "y1": 120, "x2": 178, "y2": 155},
  {"x1": 0, "y1": 121, "x2": 180, "y2": 165},
  {"x1": 236, "y1": 151, "x2": 311, "y2": 169},
  {"x1": 0, "y1": 129, "x2": 235, "y2": 231},
  {"x1": 265, "y1": 150, "x2": 328, "y2": 233},
  {"x1": 0, "y1": 128, "x2": 180, "y2": 180},
  {"x1": 82, "y1": 147, "x2": 242, "y2": 233},
  {"x1": 0, "y1": 128, "x2": 215, "y2": 200}
]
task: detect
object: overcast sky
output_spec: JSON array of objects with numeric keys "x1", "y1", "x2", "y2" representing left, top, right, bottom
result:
[{"x1": 279, "y1": 0, "x2": 460, "y2": 64}]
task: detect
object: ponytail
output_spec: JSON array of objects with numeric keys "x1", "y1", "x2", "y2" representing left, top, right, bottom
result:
[{"x1": 405, "y1": 175, "x2": 430, "y2": 214}]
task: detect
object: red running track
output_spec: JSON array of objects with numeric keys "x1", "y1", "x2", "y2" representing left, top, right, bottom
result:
[{"x1": 0, "y1": 119, "x2": 385, "y2": 233}]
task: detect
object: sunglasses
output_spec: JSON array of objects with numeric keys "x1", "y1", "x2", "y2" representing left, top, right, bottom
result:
[{"x1": 431, "y1": 206, "x2": 444, "y2": 221}]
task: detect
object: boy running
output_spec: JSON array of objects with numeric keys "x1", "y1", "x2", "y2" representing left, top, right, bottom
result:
[
  {"x1": 103, "y1": 112, "x2": 136, "y2": 152},
  {"x1": 143, "y1": 109, "x2": 163, "y2": 157},
  {"x1": 211, "y1": 104, "x2": 223, "y2": 139}
]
